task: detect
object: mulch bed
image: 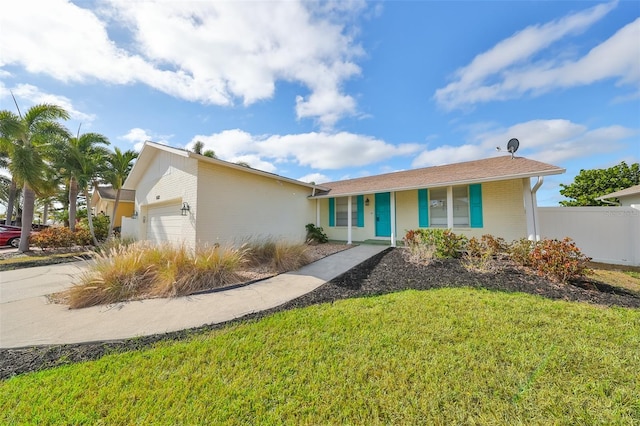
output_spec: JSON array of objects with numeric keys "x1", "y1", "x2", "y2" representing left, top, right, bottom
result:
[{"x1": 2, "y1": 248, "x2": 638, "y2": 380}]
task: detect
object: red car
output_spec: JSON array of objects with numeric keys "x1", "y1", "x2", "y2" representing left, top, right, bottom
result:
[{"x1": 0, "y1": 225, "x2": 22, "y2": 248}]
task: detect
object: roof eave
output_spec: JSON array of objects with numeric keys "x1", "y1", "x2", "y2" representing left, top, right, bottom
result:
[
  {"x1": 309, "y1": 168, "x2": 565, "y2": 199},
  {"x1": 122, "y1": 140, "x2": 329, "y2": 192}
]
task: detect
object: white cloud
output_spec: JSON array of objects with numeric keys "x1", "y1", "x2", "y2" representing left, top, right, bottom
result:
[
  {"x1": 0, "y1": 82, "x2": 95, "y2": 122},
  {"x1": 120, "y1": 128, "x2": 172, "y2": 151},
  {"x1": 298, "y1": 173, "x2": 331, "y2": 184},
  {"x1": 190, "y1": 129, "x2": 422, "y2": 171},
  {"x1": 9, "y1": 84, "x2": 95, "y2": 122},
  {"x1": 231, "y1": 155, "x2": 277, "y2": 173},
  {"x1": 434, "y1": 2, "x2": 639, "y2": 110},
  {"x1": 412, "y1": 144, "x2": 488, "y2": 168},
  {"x1": 412, "y1": 118, "x2": 637, "y2": 167},
  {"x1": 0, "y1": 0, "x2": 366, "y2": 127}
]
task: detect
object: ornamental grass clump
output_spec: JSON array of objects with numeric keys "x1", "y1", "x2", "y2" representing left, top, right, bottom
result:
[
  {"x1": 245, "y1": 239, "x2": 310, "y2": 273},
  {"x1": 65, "y1": 242, "x2": 247, "y2": 308},
  {"x1": 67, "y1": 244, "x2": 157, "y2": 308}
]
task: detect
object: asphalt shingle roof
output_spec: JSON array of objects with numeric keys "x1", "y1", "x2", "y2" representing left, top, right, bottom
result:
[
  {"x1": 314, "y1": 156, "x2": 564, "y2": 197},
  {"x1": 596, "y1": 184, "x2": 640, "y2": 200},
  {"x1": 95, "y1": 186, "x2": 136, "y2": 202}
]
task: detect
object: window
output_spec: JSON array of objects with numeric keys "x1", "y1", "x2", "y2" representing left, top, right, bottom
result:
[
  {"x1": 422, "y1": 184, "x2": 482, "y2": 229},
  {"x1": 453, "y1": 186, "x2": 469, "y2": 227},
  {"x1": 429, "y1": 188, "x2": 447, "y2": 227},
  {"x1": 335, "y1": 197, "x2": 358, "y2": 226}
]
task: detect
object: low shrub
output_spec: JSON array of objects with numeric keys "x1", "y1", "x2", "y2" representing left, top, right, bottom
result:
[
  {"x1": 78, "y1": 215, "x2": 110, "y2": 242},
  {"x1": 529, "y1": 237, "x2": 592, "y2": 283},
  {"x1": 463, "y1": 237, "x2": 493, "y2": 272},
  {"x1": 31, "y1": 227, "x2": 77, "y2": 249},
  {"x1": 480, "y1": 234, "x2": 508, "y2": 257},
  {"x1": 305, "y1": 223, "x2": 328, "y2": 244},
  {"x1": 463, "y1": 234, "x2": 509, "y2": 272},
  {"x1": 508, "y1": 238, "x2": 536, "y2": 267},
  {"x1": 74, "y1": 227, "x2": 93, "y2": 246},
  {"x1": 404, "y1": 229, "x2": 467, "y2": 264}
]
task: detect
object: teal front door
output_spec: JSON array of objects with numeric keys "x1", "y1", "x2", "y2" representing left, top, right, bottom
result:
[{"x1": 375, "y1": 192, "x2": 391, "y2": 237}]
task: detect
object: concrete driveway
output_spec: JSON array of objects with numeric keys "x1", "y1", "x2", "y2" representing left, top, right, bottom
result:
[{"x1": 0, "y1": 245, "x2": 388, "y2": 349}]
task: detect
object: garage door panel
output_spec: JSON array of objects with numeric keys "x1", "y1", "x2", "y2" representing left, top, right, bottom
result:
[{"x1": 147, "y1": 203, "x2": 182, "y2": 244}]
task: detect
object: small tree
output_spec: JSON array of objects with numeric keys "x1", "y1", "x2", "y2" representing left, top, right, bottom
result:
[
  {"x1": 559, "y1": 161, "x2": 640, "y2": 206},
  {"x1": 104, "y1": 147, "x2": 137, "y2": 237}
]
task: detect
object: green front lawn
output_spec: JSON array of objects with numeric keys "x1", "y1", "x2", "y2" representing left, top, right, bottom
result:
[{"x1": 2, "y1": 288, "x2": 638, "y2": 424}]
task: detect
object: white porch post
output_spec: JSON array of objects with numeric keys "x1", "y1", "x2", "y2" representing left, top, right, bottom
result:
[
  {"x1": 390, "y1": 191, "x2": 396, "y2": 247},
  {"x1": 316, "y1": 199, "x2": 320, "y2": 227},
  {"x1": 446, "y1": 186, "x2": 454, "y2": 229},
  {"x1": 347, "y1": 196, "x2": 353, "y2": 244}
]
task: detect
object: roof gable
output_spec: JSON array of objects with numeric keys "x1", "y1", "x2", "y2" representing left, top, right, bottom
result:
[
  {"x1": 123, "y1": 141, "x2": 324, "y2": 191},
  {"x1": 313, "y1": 156, "x2": 565, "y2": 198}
]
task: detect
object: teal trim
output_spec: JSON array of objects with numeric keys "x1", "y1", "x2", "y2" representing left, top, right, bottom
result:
[
  {"x1": 328, "y1": 198, "x2": 335, "y2": 227},
  {"x1": 418, "y1": 189, "x2": 429, "y2": 227},
  {"x1": 469, "y1": 184, "x2": 483, "y2": 228},
  {"x1": 357, "y1": 195, "x2": 364, "y2": 227}
]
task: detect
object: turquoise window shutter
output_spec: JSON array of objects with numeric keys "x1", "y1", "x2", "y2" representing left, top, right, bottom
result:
[
  {"x1": 469, "y1": 184, "x2": 483, "y2": 228},
  {"x1": 357, "y1": 195, "x2": 364, "y2": 227},
  {"x1": 418, "y1": 189, "x2": 429, "y2": 227},
  {"x1": 328, "y1": 198, "x2": 335, "y2": 227}
]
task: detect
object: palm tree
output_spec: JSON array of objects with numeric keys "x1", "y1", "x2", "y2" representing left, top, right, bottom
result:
[
  {"x1": 192, "y1": 140, "x2": 216, "y2": 158},
  {"x1": 0, "y1": 104, "x2": 70, "y2": 252},
  {"x1": 0, "y1": 174, "x2": 20, "y2": 224},
  {"x1": 53, "y1": 131, "x2": 110, "y2": 244},
  {"x1": 0, "y1": 149, "x2": 19, "y2": 225},
  {"x1": 192, "y1": 140, "x2": 205, "y2": 155},
  {"x1": 104, "y1": 147, "x2": 137, "y2": 237}
]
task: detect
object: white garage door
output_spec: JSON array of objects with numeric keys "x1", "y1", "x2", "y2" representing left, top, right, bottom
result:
[{"x1": 147, "y1": 203, "x2": 183, "y2": 245}]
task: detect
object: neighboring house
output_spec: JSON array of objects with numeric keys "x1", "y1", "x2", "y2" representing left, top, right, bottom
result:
[
  {"x1": 124, "y1": 142, "x2": 565, "y2": 247},
  {"x1": 596, "y1": 184, "x2": 640, "y2": 207},
  {"x1": 91, "y1": 186, "x2": 135, "y2": 228}
]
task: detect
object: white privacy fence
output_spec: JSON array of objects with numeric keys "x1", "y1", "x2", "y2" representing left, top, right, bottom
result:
[
  {"x1": 538, "y1": 207, "x2": 640, "y2": 266},
  {"x1": 120, "y1": 217, "x2": 139, "y2": 240}
]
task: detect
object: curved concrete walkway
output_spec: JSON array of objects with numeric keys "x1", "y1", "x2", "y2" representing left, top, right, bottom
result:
[{"x1": 0, "y1": 245, "x2": 388, "y2": 349}]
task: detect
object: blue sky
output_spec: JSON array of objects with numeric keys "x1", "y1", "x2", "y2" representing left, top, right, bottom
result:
[{"x1": 1, "y1": 0, "x2": 638, "y2": 206}]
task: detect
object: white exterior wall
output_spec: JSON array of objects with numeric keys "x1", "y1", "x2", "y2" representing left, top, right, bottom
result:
[
  {"x1": 620, "y1": 194, "x2": 640, "y2": 206},
  {"x1": 120, "y1": 217, "x2": 138, "y2": 240},
  {"x1": 320, "y1": 179, "x2": 529, "y2": 243},
  {"x1": 195, "y1": 162, "x2": 316, "y2": 245},
  {"x1": 539, "y1": 206, "x2": 640, "y2": 266},
  {"x1": 134, "y1": 150, "x2": 198, "y2": 246}
]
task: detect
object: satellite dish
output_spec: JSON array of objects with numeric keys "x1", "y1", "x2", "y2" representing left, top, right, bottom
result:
[{"x1": 496, "y1": 138, "x2": 520, "y2": 159}]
